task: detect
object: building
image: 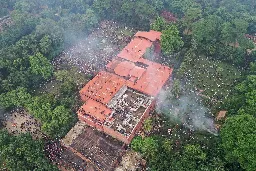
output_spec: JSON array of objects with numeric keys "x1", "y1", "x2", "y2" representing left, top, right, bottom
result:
[
  {"x1": 77, "y1": 30, "x2": 173, "y2": 144},
  {"x1": 61, "y1": 121, "x2": 124, "y2": 171}
]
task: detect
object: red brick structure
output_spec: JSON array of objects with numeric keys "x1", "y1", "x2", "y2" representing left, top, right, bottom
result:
[{"x1": 77, "y1": 30, "x2": 173, "y2": 144}]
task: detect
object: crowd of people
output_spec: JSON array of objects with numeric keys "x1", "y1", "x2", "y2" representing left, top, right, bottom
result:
[{"x1": 1, "y1": 108, "x2": 43, "y2": 139}]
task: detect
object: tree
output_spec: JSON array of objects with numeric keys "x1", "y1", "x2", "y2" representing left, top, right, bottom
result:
[
  {"x1": 26, "y1": 94, "x2": 76, "y2": 138},
  {"x1": 150, "y1": 16, "x2": 169, "y2": 32},
  {"x1": 29, "y1": 52, "x2": 53, "y2": 79},
  {"x1": 161, "y1": 25, "x2": 184, "y2": 55},
  {"x1": 182, "y1": 6, "x2": 202, "y2": 35},
  {"x1": 227, "y1": 74, "x2": 256, "y2": 117},
  {"x1": 221, "y1": 114, "x2": 256, "y2": 171},
  {"x1": 0, "y1": 87, "x2": 31, "y2": 109},
  {"x1": 131, "y1": 135, "x2": 225, "y2": 171},
  {"x1": 171, "y1": 79, "x2": 181, "y2": 98},
  {"x1": 42, "y1": 105, "x2": 76, "y2": 137},
  {"x1": 221, "y1": 19, "x2": 249, "y2": 46},
  {"x1": 0, "y1": 130, "x2": 58, "y2": 171},
  {"x1": 143, "y1": 118, "x2": 153, "y2": 133},
  {"x1": 192, "y1": 15, "x2": 222, "y2": 55}
]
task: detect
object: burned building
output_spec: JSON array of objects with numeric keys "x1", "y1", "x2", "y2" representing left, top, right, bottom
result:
[{"x1": 77, "y1": 30, "x2": 173, "y2": 144}]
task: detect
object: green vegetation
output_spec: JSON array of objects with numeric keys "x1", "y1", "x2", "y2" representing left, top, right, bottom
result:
[
  {"x1": 0, "y1": 130, "x2": 58, "y2": 171},
  {"x1": 0, "y1": 0, "x2": 255, "y2": 170},
  {"x1": 177, "y1": 53, "x2": 241, "y2": 101},
  {"x1": 221, "y1": 114, "x2": 256, "y2": 171},
  {"x1": 161, "y1": 25, "x2": 184, "y2": 55},
  {"x1": 132, "y1": 136, "x2": 224, "y2": 171}
]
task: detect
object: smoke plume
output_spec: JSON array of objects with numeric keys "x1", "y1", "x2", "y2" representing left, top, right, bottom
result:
[{"x1": 156, "y1": 86, "x2": 218, "y2": 135}]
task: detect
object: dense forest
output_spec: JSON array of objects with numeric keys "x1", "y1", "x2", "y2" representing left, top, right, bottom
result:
[{"x1": 0, "y1": 0, "x2": 255, "y2": 170}]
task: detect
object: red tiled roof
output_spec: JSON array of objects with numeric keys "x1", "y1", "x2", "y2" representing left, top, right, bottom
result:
[
  {"x1": 127, "y1": 58, "x2": 172, "y2": 96},
  {"x1": 118, "y1": 37, "x2": 152, "y2": 62},
  {"x1": 114, "y1": 61, "x2": 135, "y2": 77},
  {"x1": 129, "y1": 66, "x2": 146, "y2": 79},
  {"x1": 78, "y1": 30, "x2": 173, "y2": 138},
  {"x1": 135, "y1": 30, "x2": 162, "y2": 41},
  {"x1": 80, "y1": 71, "x2": 126, "y2": 104},
  {"x1": 79, "y1": 99, "x2": 112, "y2": 122}
]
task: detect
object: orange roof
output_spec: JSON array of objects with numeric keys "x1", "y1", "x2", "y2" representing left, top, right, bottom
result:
[
  {"x1": 135, "y1": 30, "x2": 162, "y2": 41},
  {"x1": 118, "y1": 37, "x2": 152, "y2": 62},
  {"x1": 129, "y1": 66, "x2": 146, "y2": 79},
  {"x1": 79, "y1": 99, "x2": 112, "y2": 122},
  {"x1": 114, "y1": 61, "x2": 135, "y2": 77},
  {"x1": 80, "y1": 71, "x2": 126, "y2": 104},
  {"x1": 127, "y1": 58, "x2": 173, "y2": 96},
  {"x1": 106, "y1": 58, "x2": 120, "y2": 71}
]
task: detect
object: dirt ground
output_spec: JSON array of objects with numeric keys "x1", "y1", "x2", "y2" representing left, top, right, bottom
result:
[
  {"x1": 0, "y1": 109, "x2": 44, "y2": 139},
  {"x1": 115, "y1": 151, "x2": 146, "y2": 171}
]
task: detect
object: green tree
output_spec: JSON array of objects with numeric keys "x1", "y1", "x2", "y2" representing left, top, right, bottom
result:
[
  {"x1": 161, "y1": 25, "x2": 184, "y2": 55},
  {"x1": 221, "y1": 19, "x2": 249, "y2": 46},
  {"x1": 143, "y1": 118, "x2": 153, "y2": 133},
  {"x1": 221, "y1": 114, "x2": 256, "y2": 171},
  {"x1": 192, "y1": 15, "x2": 222, "y2": 55},
  {"x1": 29, "y1": 52, "x2": 53, "y2": 79},
  {"x1": 182, "y1": 6, "x2": 202, "y2": 35},
  {"x1": 150, "y1": 16, "x2": 169, "y2": 32},
  {"x1": 0, "y1": 87, "x2": 31, "y2": 109},
  {"x1": 226, "y1": 73, "x2": 256, "y2": 116},
  {"x1": 171, "y1": 79, "x2": 181, "y2": 98},
  {"x1": 0, "y1": 130, "x2": 58, "y2": 171}
]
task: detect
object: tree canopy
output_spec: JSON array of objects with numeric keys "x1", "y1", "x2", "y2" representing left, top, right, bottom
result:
[
  {"x1": 221, "y1": 114, "x2": 256, "y2": 171},
  {"x1": 0, "y1": 130, "x2": 58, "y2": 171}
]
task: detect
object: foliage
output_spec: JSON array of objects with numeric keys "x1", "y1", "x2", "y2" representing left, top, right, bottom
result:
[
  {"x1": 29, "y1": 53, "x2": 53, "y2": 79},
  {"x1": 143, "y1": 118, "x2": 153, "y2": 133},
  {"x1": 161, "y1": 25, "x2": 184, "y2": 55},
  {"x1": 221, "y1": 114, "x2": 256, "y2": 171},
  {"x1": 131, "y1": 136, "x2": 225, "y2": 171},
  {"x1": 0, "y1": 130, "x2": 58, "y2": 171},
  {"x1": 150, "y1": 16, "x2": 169, "y2": 32},
  {"x1": 171, "y1": 79, "x2": 181, "y2": 98},
  {"x1": 225, "y1": 69, "x2": 256, "y2": 116},
  {"x1": 182, "y1": 6, "x2": 202, "y2": 34},
  {"x1": 26, "y1": 94, "x2": 76, "y2": 138},
  {"x1": 0, "y1": 87, "x2": 31, "y2": 109}
]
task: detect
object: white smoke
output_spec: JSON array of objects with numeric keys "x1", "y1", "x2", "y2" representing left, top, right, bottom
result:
[
  {"x1": 54, "y1": 21, "x2": 134, "y2": 75},
  {"x1": 156, "y1": 87, "x2": 218, "y2": 135}
]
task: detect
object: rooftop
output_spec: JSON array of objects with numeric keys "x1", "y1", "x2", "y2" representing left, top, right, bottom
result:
[
  {"x1": 78, "y1": 86, "x2": 154, "y2": 137},
  {"x1": 69, "y1": 126, "x2": 124, "y2": 171},
  {"x1": 117, "y1": 30, "x2": 161, "y2": 63},
  {"x1": 80, "y1": 71, "x2": 126, "y2": 104},
  {"x1": 107, "y1": 58, "x2": 172, "y2": 97},
  {"x1": 77, "y1": 30, "x2": 172, "y2": 144}
]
